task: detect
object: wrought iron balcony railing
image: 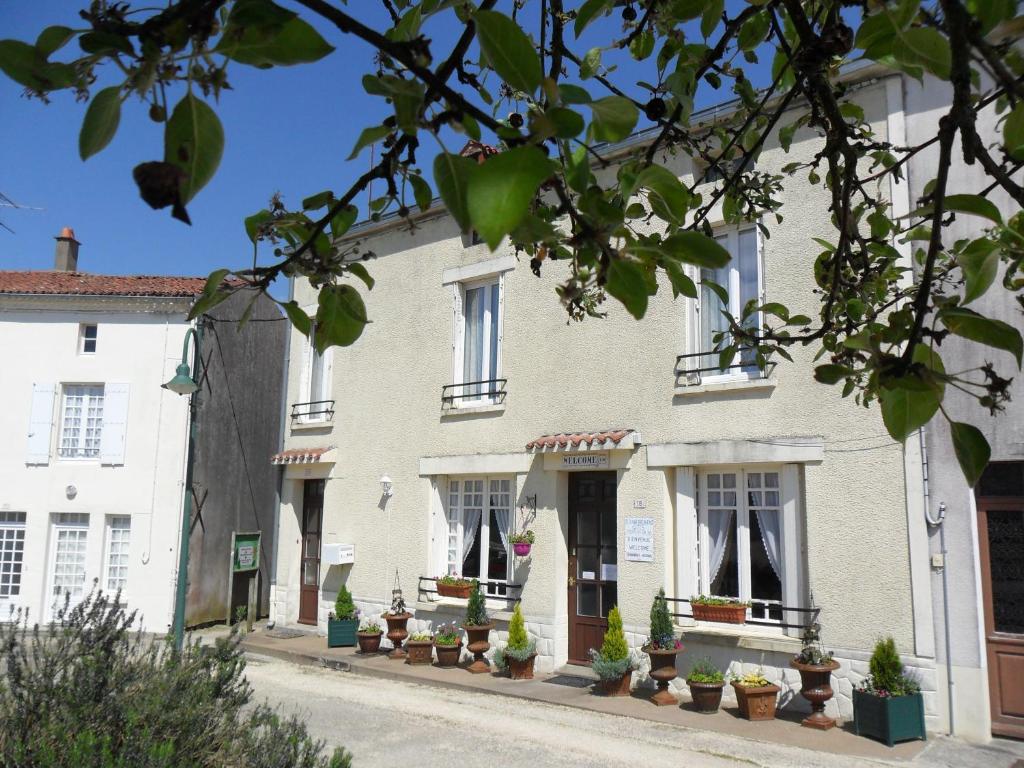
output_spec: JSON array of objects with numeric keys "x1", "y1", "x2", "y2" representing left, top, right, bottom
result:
[
  {"x1": 441, "y1": 378, "x2": 507, "y2": 407},
  {"x1": 290, "y1": 400, "x2": 335, "y2": 421},
  {"x1": 674, "y1": 348, "x2": 775, "y2": 387}
]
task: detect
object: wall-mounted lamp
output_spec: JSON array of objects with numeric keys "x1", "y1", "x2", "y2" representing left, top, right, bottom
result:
[{"x1": 380, "y1": 475, "x2": 393, "y2": 497}]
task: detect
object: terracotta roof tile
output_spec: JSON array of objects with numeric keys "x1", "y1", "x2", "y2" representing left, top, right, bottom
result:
[
  {"x1": 0, "y1": 271, "x2": 242, "y2": 298},
  {"x1": 526, "y1": 429, "x2": 638, "y2": 451},
  {"x1": 270, "y1": 446, "x2": 335, "y2": 465}
]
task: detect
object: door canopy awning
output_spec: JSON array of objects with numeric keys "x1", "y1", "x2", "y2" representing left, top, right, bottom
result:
[
  {"x1": 270, "y1": 446, "x2": 336, "y2": 465},
  {"x1": 525, "y1": 429, "x2": 640, "y2": 452}
]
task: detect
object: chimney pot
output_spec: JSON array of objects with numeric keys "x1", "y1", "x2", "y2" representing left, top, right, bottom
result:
[{"x1": 54, "y1": 227, "x2": 80, "y2": 272}]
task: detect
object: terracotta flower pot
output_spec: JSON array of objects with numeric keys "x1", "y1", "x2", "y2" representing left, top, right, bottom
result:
[
  {"x1": 687, "y1": 679, "x2": 725, "y2": 713},
  {"x1": 405, "y1": 639, "x2": 433, "y2": 665},
  {"x1": 356, "y1": 631, "x2": 382, "y2": 654},
  {"x1": 507, "y1": 652, "x2": 536, "y2": 680},
  {"x1": 463, "y1": 623, "x2": 493, "y2": 674},
  {"x1": 434, "y1": 641, "x2": 463, "y2": 668},
  {"x1": 791, "y1": 659, "x2": 841, "y2": 730},
  {"x1": 384, "y1": 612, "x2": 411, "y2": 659},
  {"x1": 512, "y1": 542, "x2": 532, "y2": 557},
  {"x1": 599, "y1": 670, "x2": 633, "y2": 697},
  {"x1": 692, "y1": 602, "x2": 748, "y2": 624},
  {"x1": 643, "y1": 646, "x2": 682, "y2": 706},
  {"x1": 436, "y1": 582, "x2": 473, "y2": 599},
  {"x1": 732, "y1": 681, "x2": 781, "y2": 721}
]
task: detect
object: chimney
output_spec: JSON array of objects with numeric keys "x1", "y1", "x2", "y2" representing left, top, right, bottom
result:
[{"x1": 54, "y1": 227, "x2": 80, "y2": 272}]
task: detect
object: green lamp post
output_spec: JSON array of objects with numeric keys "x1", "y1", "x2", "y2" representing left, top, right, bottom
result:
[{"x1": 163, "y1": 325, "x2": 203, "y2": 650}]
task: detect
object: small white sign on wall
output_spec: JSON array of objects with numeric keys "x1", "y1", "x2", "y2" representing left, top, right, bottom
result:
[
  {"x1": 632, "y1": 499, "x2": 646, "y2": 509},
  {"x1": 624, "y1": 517, "x2": 655, "y2": 562},
  {"x1": 560, "y1": 453, "x2": 609, "y2": 469}
]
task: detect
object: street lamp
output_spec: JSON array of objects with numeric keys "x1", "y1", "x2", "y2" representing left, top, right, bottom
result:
[{"x1": 162, "y1": 325, "x2": 202, "y2": 650}]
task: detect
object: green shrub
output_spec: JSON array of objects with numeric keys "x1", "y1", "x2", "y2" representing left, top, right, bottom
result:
[
  {"x1": 464, "y1": 581, "x2": 489, "y2": 627},
  {"x1": 600, "y1": 606, "x2": 628, "y2": 662},
  {"x1": 687, "y1": 657, "x2": 724, "y2": 684},
  {"x1": 507, "y1": 602, "x2": 529, "y2": 651},
  {"x1": 333, "y1": 585, "x2": 356, "y2": 621},
  {"x1": 860, "y1": 636, "x2": 920, "y2": 697},
  {"x1": 0, "y1": 588, "x2": 351, "y2": 768},
  {"x1": 647, "y1": 588, "x2": 678, "y2": 650}
]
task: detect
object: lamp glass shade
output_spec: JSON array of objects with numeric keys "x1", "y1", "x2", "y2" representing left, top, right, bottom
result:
[{"x1": 163, "y1": 363, "x2": 199, "y2": 395}]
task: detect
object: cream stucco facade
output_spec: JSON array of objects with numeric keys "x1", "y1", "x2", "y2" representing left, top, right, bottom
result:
[{"x1": 270, "y1": 71, "x2": 950, "y2": 730}]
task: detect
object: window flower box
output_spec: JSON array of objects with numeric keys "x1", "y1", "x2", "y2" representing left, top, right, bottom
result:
[
  {"x1": 691, "y1": 595, "x2": 750, "y2": 624},
  {"x1": 436, "y1": 576, "x2": 474, "y2": 599}
]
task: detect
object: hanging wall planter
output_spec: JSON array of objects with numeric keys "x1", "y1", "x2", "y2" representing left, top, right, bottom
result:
[
  {"x1": 509, "y1": 530, "x2": 535, "y2": 557},
  {"x1": 690, "y1": 595, "x2": 750, "y2": 624}
]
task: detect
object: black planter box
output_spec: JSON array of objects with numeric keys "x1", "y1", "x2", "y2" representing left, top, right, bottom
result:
[
  {"x1": 327, "y1": 618, "x2": 359, "y2": 648},
  {"x1": 852, "y1": 689, "x2": 927, "y2": 746}
]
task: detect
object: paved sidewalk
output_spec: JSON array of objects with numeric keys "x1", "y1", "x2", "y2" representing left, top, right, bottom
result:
[{"x1": 238, "y1": 629, "x2": 952, "y2": 764}]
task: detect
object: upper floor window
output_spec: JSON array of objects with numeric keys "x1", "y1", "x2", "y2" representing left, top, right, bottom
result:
[
  {"x1": 451, "y1": 277, "x2": 503, "y2": 406},
  {"x1": 446, "y1": 476, "x2": 512, "y2": 597},
  {"x1": 79, "y1": 324, "x2": 97, "y2": 354},
  {"x1": 59, "y1": 385, "x2": 104, "y2": 459},
  {"x1": 295, "y1": 324, "x2": 333, "y2": 423}
]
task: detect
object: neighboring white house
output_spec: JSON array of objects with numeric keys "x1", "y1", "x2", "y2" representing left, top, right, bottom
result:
[
  {"x1": 268, "y1": 66, "x2": 1012, "y2": 741},
  {"x1": 0, "y1": 229, "x2": 204, "y2": 631}
]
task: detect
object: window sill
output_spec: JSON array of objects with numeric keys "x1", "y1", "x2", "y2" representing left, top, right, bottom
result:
[
  {"x1": 675, "y1": 619, "x2": 801, "y2": 653},
  {"x1": 673, "y1": 377, "x2": 777, "y2": 397},
  {"x1": 440, "y1": 402, "x2": 505, "y2": 418},
  {"x1": 415, "y1": 598, "x2": 515, "y2": 621},
  {"x1": 290, "y1": 418, "x2": 334, "y2": 431}
]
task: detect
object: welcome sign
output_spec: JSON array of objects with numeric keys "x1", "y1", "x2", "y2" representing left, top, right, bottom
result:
[{"x1": 560, "y1": 452, "x2": 609, "y2": 469}]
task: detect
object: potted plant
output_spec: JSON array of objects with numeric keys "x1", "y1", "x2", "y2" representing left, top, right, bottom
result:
[
  {"x1": 433, "y1": 621, "x2": 463, "y2": 668},
  {"x1": 589, "y1": 606, "x2": 635, "y2": 696},
  {"x1": 436, "y1": 574, "x2": 475, "y2": 599},
  {"x1": 643, "y1": 588, "x2": 683, "y2": 706},
  {"x1": 384, "y1": 585, "x2": 411, "y2": 660},
  {"x1": 356, "y1": 619, "x2": 383, "y2": 654},
  {"x1": 504, "y1": 602, "x2": 537, "y2": 679},
  {"x1": 405, "y1": 631, "x2": 434, "y2": 665},
  {"x1": 686, "y1": 657, "x2": 726, "y2": 713},
  {"x1": 509, "y1": 530, "x2": 535, "y2": 557},
  {"x1": 463, "y1": 581, "x2": 493, "y2": 673},
  {"x1": 731, "y1": 669, "x2": 781, "y2": 721},
  {"x1": 690, "y1": 595, "x2": 750, "y2": 624},
  {"x1": 327, "y1": 585, "x2": 359, "y2": 648},
  {"x1": 853, "y1": 636, "x2": 926, "y2": 746},
  {"x1": 790, "y1": 621, "x2": 841, "y2": 729}
]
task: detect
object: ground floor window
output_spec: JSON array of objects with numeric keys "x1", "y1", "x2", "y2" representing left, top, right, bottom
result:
[
  {"x1": 698, "y1": 468, "x2": 785, "y2": 622},
  {"x1": 0, "y1": 511, "x2": 26, "y2": 600},
  {"x1": 105, "y1": 515, "x2": 131, "y2": 597},
  {"x1": 446, "y1": 476, "x2": 511, "y2": 597},
  {"x1": 49, "y1": 513, "x2": 90, "y2": 616}
]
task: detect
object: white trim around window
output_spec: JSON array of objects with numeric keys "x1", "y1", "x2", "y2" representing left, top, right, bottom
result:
[
  {"x1": 450, "y1": 275, "x2": 504, "y2": 407},
  {"x1": 297, "y1": 323, "x2": 333, "y2": 424},
  {"x1": 0, "y1": 511, "x2": 26, "y2": 604},
  {"x1": 104, "y1": 515, "x2": 131, "y2": 599},
  {"x1": 47, "y1": 513, "x2": 90, "y2": 618},
  {"x1": 445, "y1": 476, "x2": 512, "y2": 597},
  {"x1": 58, "y1": 384, "x2": 105, "y2": 460}
]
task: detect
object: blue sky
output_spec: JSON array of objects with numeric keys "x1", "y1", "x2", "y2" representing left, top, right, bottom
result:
[{"x1": 0, "y1": 1, "x2": 774, "y2": 289}]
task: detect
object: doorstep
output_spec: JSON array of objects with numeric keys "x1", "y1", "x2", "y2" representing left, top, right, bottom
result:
[{"x1": 240, "y1": 630, "x2": 927, "y2": 763}]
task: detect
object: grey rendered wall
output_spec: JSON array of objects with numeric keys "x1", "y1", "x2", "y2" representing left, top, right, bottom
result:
[{"x1": 187, "y1": 289, "x2": 286, "y2": 625}]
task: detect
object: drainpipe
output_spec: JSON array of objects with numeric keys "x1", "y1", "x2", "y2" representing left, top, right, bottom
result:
[
  {"x1": 267, "y1": 278, "x2": 294, "y2": 629},
  {"x1": 920, "y1": 428, "x2": 954, "y2": 736}
]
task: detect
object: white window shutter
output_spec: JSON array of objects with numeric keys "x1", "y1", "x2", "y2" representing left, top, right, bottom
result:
[
  {"x1": 100, "y1": 383, "x2": 130, "y2": 465},
  {"x1": 26, "y1": 383, "x2": 56, "y2": 465}
]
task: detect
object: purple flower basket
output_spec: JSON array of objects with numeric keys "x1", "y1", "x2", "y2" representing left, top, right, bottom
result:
[{"x1": 513, "y1": 542, "x2": 532, "y2": 557}]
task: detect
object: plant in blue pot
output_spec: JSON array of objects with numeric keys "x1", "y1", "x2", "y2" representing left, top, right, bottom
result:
[{"x1": 327, "y1": 585, "x2": 359, "y2": 648}]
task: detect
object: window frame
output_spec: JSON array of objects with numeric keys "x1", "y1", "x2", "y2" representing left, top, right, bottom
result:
[
  {"x1": 104, "y1": 515, "x2": 131, "y2": 599},
  {"x1": 79, "y1": 323, "x2": 98, "y2": 355},
  {"x1": 688, "y1": 224, "x2": 764, "y2": 384},
  {"x1": 451, "y1": 275, "x2": 504, "y2": 408},
  {"x1": 47, "y1": 513, "x2": 90, "y2": 617},
  {"x1": 58, "y1": 384, "x2": 105, "y2": 460},
  {"x1": 298, "y1": 322, "x2": 333, "y2": 424},
  {"x1": 445, "y1": 475, "x2": 513, "y2": 597},
  {"x1": 0, "y1": 511, "x2": 26, "y2": 601}
]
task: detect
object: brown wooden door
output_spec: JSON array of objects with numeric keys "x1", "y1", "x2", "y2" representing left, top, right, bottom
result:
[
  {"x1": 568, "y1": 471, "x2": 617, "y2": 664},
  {"x1": 298, "y1": 479, "x2": 324, "y2": 625},
  {"x1": 977, "y1": 462, "x2": 1024, "y2": 739}
]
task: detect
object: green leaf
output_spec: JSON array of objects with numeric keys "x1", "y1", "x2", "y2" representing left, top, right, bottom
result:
[
  {"x1": 589, "y1": 96, "x2": 639, "y2": 142},
  {"x1": 957, "y1": 239, "x2": 1001, "y2": 305},
  {"x1": 346, "y1": 262, "x2": 375, "y2": 290},
  {"x1": 580, "y1": 47, "x2": 602, "y2": 79},
  {"x1": 1004, "y1": 103, "x2": 1024, "y2": 160},
  {"x1": 217, "y1": 2, "x2": 334, "y2": 67},
  {"x1": 559, "y1": 83, "x2": 592, "y2": 105},
  {"x1": 944, "y1": 193, "x2": 1002, "y2": 224},
  {"x1": 474, "y1": 10, "x2": 542, "y2": 94},
  {"x1": 900, "y1": 28, "x2": 951, "y2": 79},
  {"x1": 316, "y1": 283, "x2": 368, "y2": 349},
  {"x1": 347, "y1": 125, "x2": 392, "y2": 160},
  {"x1": 546, "y1": 107, "x2": 585, "y2": 138},
  {"x1": 636, "y1": 165, "x2": 690, "y2": 225},
  {"x1": 187, "y1": 269, "x2": 232, "y2": 320},
  {"x1": 330, "y1": 205, "x2": 358, "y2": 238},
  {"x1": 466, "y1": 146, "x2": 554, "y2": 249},
  {"x1": 575, "y1": 0, "x2": 611, "y2": 38},
  {"x1": 408, "y1": 174, "x2": 432, "y2": 212},
  {"x1": 814, "y1": 364, "x2": 853, "y2": 385},
  {"x1": 701, "y1": 0, "x2": 724, "y2": 38},
  {"x1": 164, "y1": 93, "x2": 224, "y2": 204},
  {"x1": 738, "y1": 12, "x2": 770, "y2": 51},
  {"x1": 281, "y1": 300, "x2": 312, "y2": 337},
  {"x1": 0, "y1": 39, "x2": 74, "y2": 91},
  {"x1": 605, "y1": 258, "x2": 652, "y2": 319},
  {"x1": 36, "y1": 26, "x2": 74, "y2": 56},
  {"x1": 79, "y1": 31, "x2": 135, "y2": 56},
  {"x1": 79, "y1": 87, "x2": 122, "y2": 160},
  {"x1": 950, "y1": 421, "x2": 991, "y2": 487},
  {"x1": 940, "y1": 307, "x2": 1023, "y2": 367},
  {"x1": 664, "y1": 261, "x2": 697, "y2": 299},
  {"x1": 433, "y1": 152, "x2": 477, "y2": 233},
  {"x1": 302, "y1": 190, "x2": 334, "y2": 210},
  {"x1": 244, "y1": 209, "x2": 273, "y2": 242},
  {"x1": 879, "y1": 381, "x2": 941, "y2": 441},
  {"x1": 664, "y1": 231, "x2": 731, "y2": 268},
  {"x1": 629, "y1": 30, "x2": 655, "y2": 61}
]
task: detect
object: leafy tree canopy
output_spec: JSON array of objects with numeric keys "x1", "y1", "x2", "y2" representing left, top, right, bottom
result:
[{"x1": 3, "y1": 0, "x2": 1023, "y2": 484}]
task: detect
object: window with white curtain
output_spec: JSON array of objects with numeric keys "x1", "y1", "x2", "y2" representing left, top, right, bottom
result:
[
  {"x1": 697, "y1": 468, "x2": 784, "y2": 622},
  {"x1": 696, "y1": 225, "x2": 762, "y2": 379},
  {"x1": 104, "y1": 516, "x2": 131, "y2": 597},
  {"x1": 455, "y1": 277, "x2": 502, "y2": 404},
  {"x1": 446, "y1": 476, "x2": 511, "y2": 596},
  {"x1": 58, "y1": 385, "x2": 104, "y2": 459},
  {"x1": 0, "y1": 511, "x2": 26, "y2": 600}
]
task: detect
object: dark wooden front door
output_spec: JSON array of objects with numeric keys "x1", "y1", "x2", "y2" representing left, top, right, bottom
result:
[
  {"x1": 977, "y1": 461, "x2": 1024, "y2": 739},
  {"x1": 568, "y1": 471, "x2": 617, "y2": 664},
  {"x1": 298, "y1": 479, "x2": 324, "y2": 625}
]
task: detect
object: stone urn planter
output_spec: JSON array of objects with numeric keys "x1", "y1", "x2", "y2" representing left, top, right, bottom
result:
[
  {"x1": 356, "y1": 630, "x2": 382, "y2": 654},
  {"x1": 732, "y1": 682, "x2": 781, "y2": 721},
  {"x1": 643, "y1": 646, "x2": 682, "y2": 706},
  {"x1": 599, "y1": 670, "x2": 633, "y2": 697},
  {"x1": 791, "y1": 659, "x2": 841, "y2": 730},
  {"x1": 507, "y1": 653, "x2": 536, "y2": 680},
  {"x1": 463, "y1": 623, "x2": 493, "y2": 674},
  {"x1": 687, "y1": 679, "x2": 725, "y2": 713},
  {"x1": 405, "y1": 638, "x2": 434, "y2": 665},
  {"x1": 434, "y1": 641, "x2": 463, "y2": 668},
  {"x1": 384, "y1": 612, "x2": 411, "y2": 659}
]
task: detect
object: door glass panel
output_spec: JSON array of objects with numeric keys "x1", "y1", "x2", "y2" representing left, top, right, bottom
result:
[
  {"x1": 487, "y1": 509, "x2": 508, "y2": 585},
  {"x1": 577, "y1": 548, "x2": 598, "y2": 578},
  {"x1": 709, "y1": 510, "x2": 739, "y2": 599},
  {"x1": 600, "y1": 545, "x2": 616, "y2": 567},
  {"x1": 577, "y1": 510, "x2": 598, "y2": 545},
  {"x1": 303, "y1": 559, "x2": 318, "y2": 586},
  {"x1": 304, "y1": 533, "x2": 318, "y2": 558},
  {"x1": 601, "y1": 583, "x2": 618, "y2": 618},
  {"x1": 987, "y1": 509, "x2": 1024, "y2": 634},
  {"x1": 600, "y1": 502, "x2": 616, "y2": 547},
  {"x1": 577, "y1": 583, "x2": 599, "y2": 617}
]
